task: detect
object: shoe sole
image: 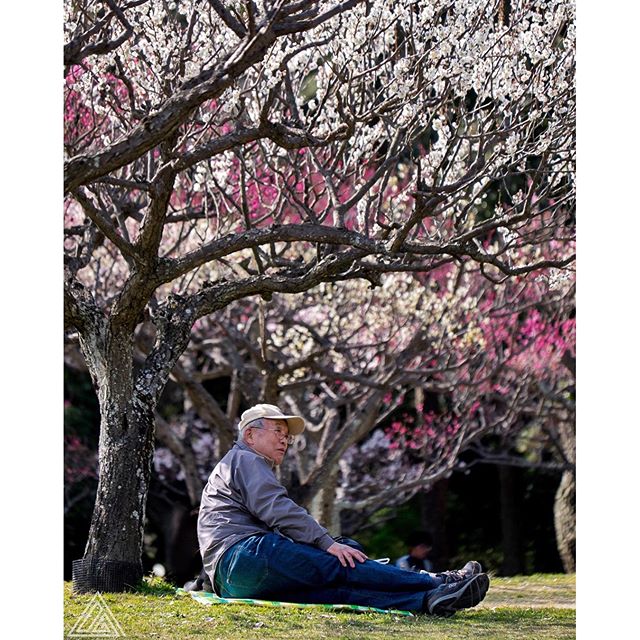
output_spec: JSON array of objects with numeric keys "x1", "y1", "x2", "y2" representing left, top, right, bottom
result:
[{"x1": 428, "y1": 573, "x2": 490, "y2": 616}]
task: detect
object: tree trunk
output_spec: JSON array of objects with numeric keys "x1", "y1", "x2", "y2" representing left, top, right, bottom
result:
[
  {"x1": 72, "y1": 329, "x2": 156, "y2": 593},
  {"x1": 155, "y1": 414, "x2": 203, "y2": 507},
  {"x1": 553, "y1": 404, "x2": 576, "y2": 574},
  {"x1": 554, "y1": 469, "x2": 576, "y2": 573},
  {"x1": 73, "y1": 395, "x2": 155, "y2": 592},
  {"x1": 553, "y1": 351, "x2": 576, "y2": 573},
  {"x1": 308, "y1": 470, "x2": 341, "y2": 536}
]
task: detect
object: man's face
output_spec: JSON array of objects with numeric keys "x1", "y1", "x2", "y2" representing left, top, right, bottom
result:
[
  {"x1": 411, "y1": 543, "x2": 432, "y2": 560},
  {"x1": 247, "y1": 418, "x2": 291, "y2": 465}
]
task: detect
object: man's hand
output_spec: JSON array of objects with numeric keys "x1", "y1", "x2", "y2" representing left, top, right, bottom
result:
[{"x1": 326, "y1": 542, "x2": 368, "y2": 568}]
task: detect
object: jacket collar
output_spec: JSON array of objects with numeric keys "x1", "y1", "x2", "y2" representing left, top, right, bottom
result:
[{"x1": 234, "y1": 439, "x2": 276, "y2": 469}]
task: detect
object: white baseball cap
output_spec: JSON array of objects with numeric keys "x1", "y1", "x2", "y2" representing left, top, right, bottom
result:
[{"x1": 238, "y1": 403, "x2": 305, "y2": 435}]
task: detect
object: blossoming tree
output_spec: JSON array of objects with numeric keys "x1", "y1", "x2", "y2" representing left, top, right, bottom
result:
[
  {"x1": 64, "y1": 0, "x2": 575, "y2": 590},
  {"x1": 147, "y1": 250, "x2": 574, "y2": 571}
]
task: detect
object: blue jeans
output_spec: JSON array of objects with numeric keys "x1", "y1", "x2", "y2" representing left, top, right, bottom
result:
[{"x1": 214, "y1": 533, "x2": 443, "y2": 612}]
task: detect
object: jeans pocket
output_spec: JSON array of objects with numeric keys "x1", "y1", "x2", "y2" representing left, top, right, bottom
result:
[{"x1": 224, "y1": 542, "x2": 269, "y2": 597}]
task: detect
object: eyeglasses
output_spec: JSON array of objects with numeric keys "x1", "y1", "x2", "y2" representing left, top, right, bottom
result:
[{"x1": 251, "y1": 427, "x2": 295, "y2": 445}]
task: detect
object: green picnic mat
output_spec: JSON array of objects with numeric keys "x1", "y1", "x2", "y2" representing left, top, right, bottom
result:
[{"x1": 176, "y1": 588, "x2": 414, "y2": 616}]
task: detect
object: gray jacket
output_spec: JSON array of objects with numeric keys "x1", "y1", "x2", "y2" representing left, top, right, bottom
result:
[{"x1": 197, "y1": 440, "x2": 334, "y2": 590}]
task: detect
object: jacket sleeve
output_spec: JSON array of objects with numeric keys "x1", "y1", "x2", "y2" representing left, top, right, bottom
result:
[{"x1": 232, "y1": 453, "x2": 334, "y2": 551}]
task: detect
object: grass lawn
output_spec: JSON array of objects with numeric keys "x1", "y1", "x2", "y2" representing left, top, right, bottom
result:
[{"x1": 63, "y1": 573, "x2": 575, "y2": 640}]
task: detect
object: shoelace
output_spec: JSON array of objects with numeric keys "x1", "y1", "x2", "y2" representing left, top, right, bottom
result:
[{"x1": 435, "y1": 569, "x2": 468, "y2": 583}]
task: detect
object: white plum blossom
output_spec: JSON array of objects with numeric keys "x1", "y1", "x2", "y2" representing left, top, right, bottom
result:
[{"x1": 63, "y1": 1, "x2": 575, "y2": 562}]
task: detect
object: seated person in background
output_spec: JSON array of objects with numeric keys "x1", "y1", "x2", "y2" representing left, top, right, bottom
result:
[
  {"x1": 194, "y1": 403, "x2": 490, "y2": 616},
  {"x1": 395, "y1": 531, "x2": 435, "y2": 573}
]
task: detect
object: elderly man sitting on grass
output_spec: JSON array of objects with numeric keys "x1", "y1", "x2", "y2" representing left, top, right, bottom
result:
[{"x1": 193, "y1": 403, "x2": 489, "y2": 616}]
